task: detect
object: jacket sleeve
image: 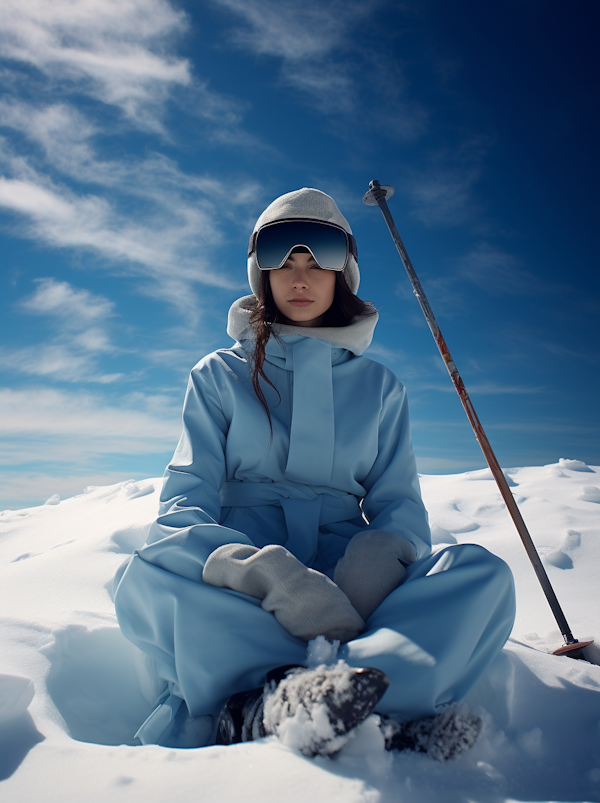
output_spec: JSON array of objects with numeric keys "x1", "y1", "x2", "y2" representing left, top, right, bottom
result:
[
  {"x1": 119, "y1": 364, "x2": 254, "y2": 586},
  {"x1": 360, "y1": 383, "x2": 431, "y2": 562}
]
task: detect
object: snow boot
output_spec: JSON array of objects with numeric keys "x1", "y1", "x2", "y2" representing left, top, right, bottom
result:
[
  {"x1": 262, "y1": 663, "x2": 390, "y2": 757},
  {"x1": 216, "y1": 663, "x2": 390, "y2": 757},
  {"x1": 381, "y1": 703, "x2": 482, "y2": 761},
  {"x1": 215, "y1": 665, "x2": 299, "y2": 745}
]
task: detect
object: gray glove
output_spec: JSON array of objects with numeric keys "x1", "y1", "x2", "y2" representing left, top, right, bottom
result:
[
  {"x1": 202, "y1": 543, "x2": 364, "y2": 643},
  {"x1": 334, "y1": 530, "x2": 416, "y2": 621}
]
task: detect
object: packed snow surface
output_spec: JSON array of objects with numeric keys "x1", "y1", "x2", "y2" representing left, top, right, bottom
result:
[{"x1": 1, "y1": 464, "x2": 600, "y2": 802}]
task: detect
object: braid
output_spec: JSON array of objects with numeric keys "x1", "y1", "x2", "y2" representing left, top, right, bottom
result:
[{"x1": 248, "y1": 273, "x2": 281, "y2": 432}]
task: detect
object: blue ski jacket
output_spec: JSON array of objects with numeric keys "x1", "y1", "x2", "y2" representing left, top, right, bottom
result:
[{"x1": 138, "y1": 301, "x2": 430, "y2": 579}]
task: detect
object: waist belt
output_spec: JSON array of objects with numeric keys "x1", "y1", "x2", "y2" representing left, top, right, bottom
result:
[{"x1": 220, "y1": 480, "x2": 361, "y2": 565}]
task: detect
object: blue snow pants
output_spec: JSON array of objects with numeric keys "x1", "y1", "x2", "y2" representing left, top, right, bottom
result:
[{"x1": 115, "y1": 542, "x2": 515, "y2": 744}]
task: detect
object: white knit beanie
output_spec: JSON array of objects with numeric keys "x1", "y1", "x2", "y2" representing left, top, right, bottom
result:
[{"x1": 247, "y1": 188, "x2": 360, "y2": 297}]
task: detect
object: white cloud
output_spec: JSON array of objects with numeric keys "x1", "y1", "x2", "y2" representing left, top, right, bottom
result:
[
  {"x1": 0, "y1": 172, "x2": 246, "y2": 314},
  {"x1": 2, "y1": 278, "x2": 124, "y2": 381},
  {"x1": 0, "y1": 0, "x2": 191, "y2": 130},
  {"x1": 0, "y1": 95, "x2": 263, "y2": 315},
  {"x1": 0, "y1": 344, "x2": 123, "y2": 383},
  {"x1": 21, "y1": 277, "x2": 115, "y2": 324},
  {"x1": 0, "y1": 386, "x2": 181, "y2": 461},
  {"x1": 216, "y1": 0, "x2": 364, "y2": 115},
  {"x1": 213, "y1": 0, "x2": 359, "y2": 60}
]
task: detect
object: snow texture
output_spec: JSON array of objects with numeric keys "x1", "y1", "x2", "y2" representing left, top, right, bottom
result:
[
  {"x1": 1, "y1": 464, "x2": 600, "y2": 802},
  {"x1": 263, "y1": 662, "x2": 359, "y2": 757}
]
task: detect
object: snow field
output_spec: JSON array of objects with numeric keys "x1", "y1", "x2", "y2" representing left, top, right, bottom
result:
[{"x1": 1, "y1": 464, "x2": 599, "y2": 802}]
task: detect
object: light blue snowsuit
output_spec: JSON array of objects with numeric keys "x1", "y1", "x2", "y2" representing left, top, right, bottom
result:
[{"x1": 114, "y1": 299, "x2": 515, "y2": 745}]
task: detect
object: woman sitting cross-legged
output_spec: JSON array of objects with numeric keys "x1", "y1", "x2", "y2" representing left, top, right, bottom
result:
[{"x1": 114, "y1": 188, "x2": 516, "y2": 759}]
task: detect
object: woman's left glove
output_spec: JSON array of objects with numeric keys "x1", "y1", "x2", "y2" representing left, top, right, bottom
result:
[
  {"x1": 202, "y1": 544, "x2": 365, "y2": 643},
  {"x1": 334, "y1": 530, "x2": 416, "y2": 621}
]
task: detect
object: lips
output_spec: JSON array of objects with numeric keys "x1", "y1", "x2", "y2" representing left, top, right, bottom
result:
[{"x1": 288, "y1": 298, "x2": 313, "y2": 307}]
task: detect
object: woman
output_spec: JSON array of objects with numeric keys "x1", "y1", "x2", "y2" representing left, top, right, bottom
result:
[{"x1": 114, "y1": 188, "x2": 516, "y2": 757}]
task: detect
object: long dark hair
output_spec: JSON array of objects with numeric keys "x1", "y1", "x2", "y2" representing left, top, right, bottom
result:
[{"x1": 248, "y1": 261, "x2": 371, "y2": 428}]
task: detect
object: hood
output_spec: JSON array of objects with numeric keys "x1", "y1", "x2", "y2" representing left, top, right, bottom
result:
[
  {"x1": 247, "y1": 188, "x2": 360, "y2": 297},
  {"x1": 227, "y1": 296, "x2": 378, "y2": 357}
]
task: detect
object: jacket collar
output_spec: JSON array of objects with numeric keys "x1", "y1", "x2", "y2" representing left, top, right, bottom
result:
[{"x1": 226, "y1": 295, "x2": 378, "y2": 357}]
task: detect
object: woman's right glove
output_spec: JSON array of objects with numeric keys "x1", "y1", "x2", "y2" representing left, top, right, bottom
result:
[{"x1": 202, "y1": 544, "x2": 364, "y2": 643}]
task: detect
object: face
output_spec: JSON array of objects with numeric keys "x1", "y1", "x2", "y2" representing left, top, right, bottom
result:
[{"x1": 268, "y1": 250, "x2": 337, "y2": 327}]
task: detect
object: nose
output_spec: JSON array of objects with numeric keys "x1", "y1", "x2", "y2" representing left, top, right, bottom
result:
[{"x1": 291, "y1": 268, "x2": 309, "y2": 288}]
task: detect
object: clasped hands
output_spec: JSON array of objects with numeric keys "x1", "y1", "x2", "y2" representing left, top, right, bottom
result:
[{"x1": 202, "y1": 531, "x2": 415, "y2": 643}]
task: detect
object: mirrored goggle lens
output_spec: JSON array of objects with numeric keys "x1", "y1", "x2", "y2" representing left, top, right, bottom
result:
[{"x1": 256, "y1": 221, "x2": 348, "y2": 270}]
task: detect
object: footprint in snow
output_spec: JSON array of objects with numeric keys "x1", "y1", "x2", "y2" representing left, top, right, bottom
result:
[
  {"x1": 561, "y1": 530, "x2": 581, "y2": 551},
  {"x1": 10, "y1": 552, "x2": 41, "y2": 563},
  {"x1": 541, "y1": 529, "x2": 582, "y2": 570}
]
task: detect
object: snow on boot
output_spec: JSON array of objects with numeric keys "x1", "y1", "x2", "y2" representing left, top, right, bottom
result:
[
  {"x1": 381, "y1": 703, "x2": 482, "y2": 761},
  {"x1": 262, "y1": 662, "x2": 389, "y2": 757}
]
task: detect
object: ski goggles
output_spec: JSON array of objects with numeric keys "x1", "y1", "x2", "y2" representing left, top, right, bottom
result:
[{"x1": 248, "y1": 219, "x2": 358, "y2": 271}]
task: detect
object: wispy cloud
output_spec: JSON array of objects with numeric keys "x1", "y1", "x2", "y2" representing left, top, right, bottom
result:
[
  {"x1": 413, "y1": 240, "x2": 571, "y2": 325},
  {"x1": 0, "y1": 278, "x2": 123, "y2": 383},
  {"x1": 211, "y1": 0, "x2": 427, "y2": 135},
  {"x1": 0, "y1": 345, "x2": 124, "y2": 384},
  {"x1": 0, "y1": 165, "x2": 252, "y2": 314},
  {"x1": 214, "y1": 0, "x2": 363, "y2": 60},
  {"x1": 449, "y1": 243, "x2": 569, "y2": 296},
  {"x1": 0, "y1": 382, "x2": 182, "y2": 509},
  {"x1": 21, "y1": 277, "x2": 115, "y2": 324},
  {"x1": 0, "y1": 0, "x2": 191, "y2": 131},
  {"x1": 0, "y1": 386, "x2": 181, "y2": 462},
  {"x1": 403, "y1": 137, "x2": 490, "y2": 227},
  {"x1": 0, "y1": 1, "x2": 264, "y2": 317},
  {"x1": 213, "y1": 0, "x2": 364, "y2": 114}
]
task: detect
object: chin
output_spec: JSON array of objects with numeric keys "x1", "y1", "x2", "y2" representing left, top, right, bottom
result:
[{"x1": 283, "y1": 313, "x2": 323, "y2": 328}]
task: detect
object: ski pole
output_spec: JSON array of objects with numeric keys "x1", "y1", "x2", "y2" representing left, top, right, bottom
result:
[{"x1": 364, "y1": 179, "x2": 592, "y2": 660}]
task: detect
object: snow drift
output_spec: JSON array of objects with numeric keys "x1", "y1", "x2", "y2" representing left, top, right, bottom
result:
[{"x1": 0, "y1": 463, "x2": 599, "y2": 802}]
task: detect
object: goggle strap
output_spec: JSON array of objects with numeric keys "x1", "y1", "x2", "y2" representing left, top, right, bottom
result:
[{"x1": 248, "y1": 231, "x2": 257, "y2": 258}]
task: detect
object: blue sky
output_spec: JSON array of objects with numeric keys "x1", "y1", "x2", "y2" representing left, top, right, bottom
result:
[{"x1": 0, "y1": 0, "x2": 598, "y2": 509}]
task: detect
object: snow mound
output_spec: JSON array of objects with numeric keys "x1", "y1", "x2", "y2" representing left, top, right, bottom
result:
[
  {"x1": 579, "y1": 485, "x2": 600, "y2": 503},
  {"x1": 557, "y1": 457, "x2": 593, "y2": 471}
]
